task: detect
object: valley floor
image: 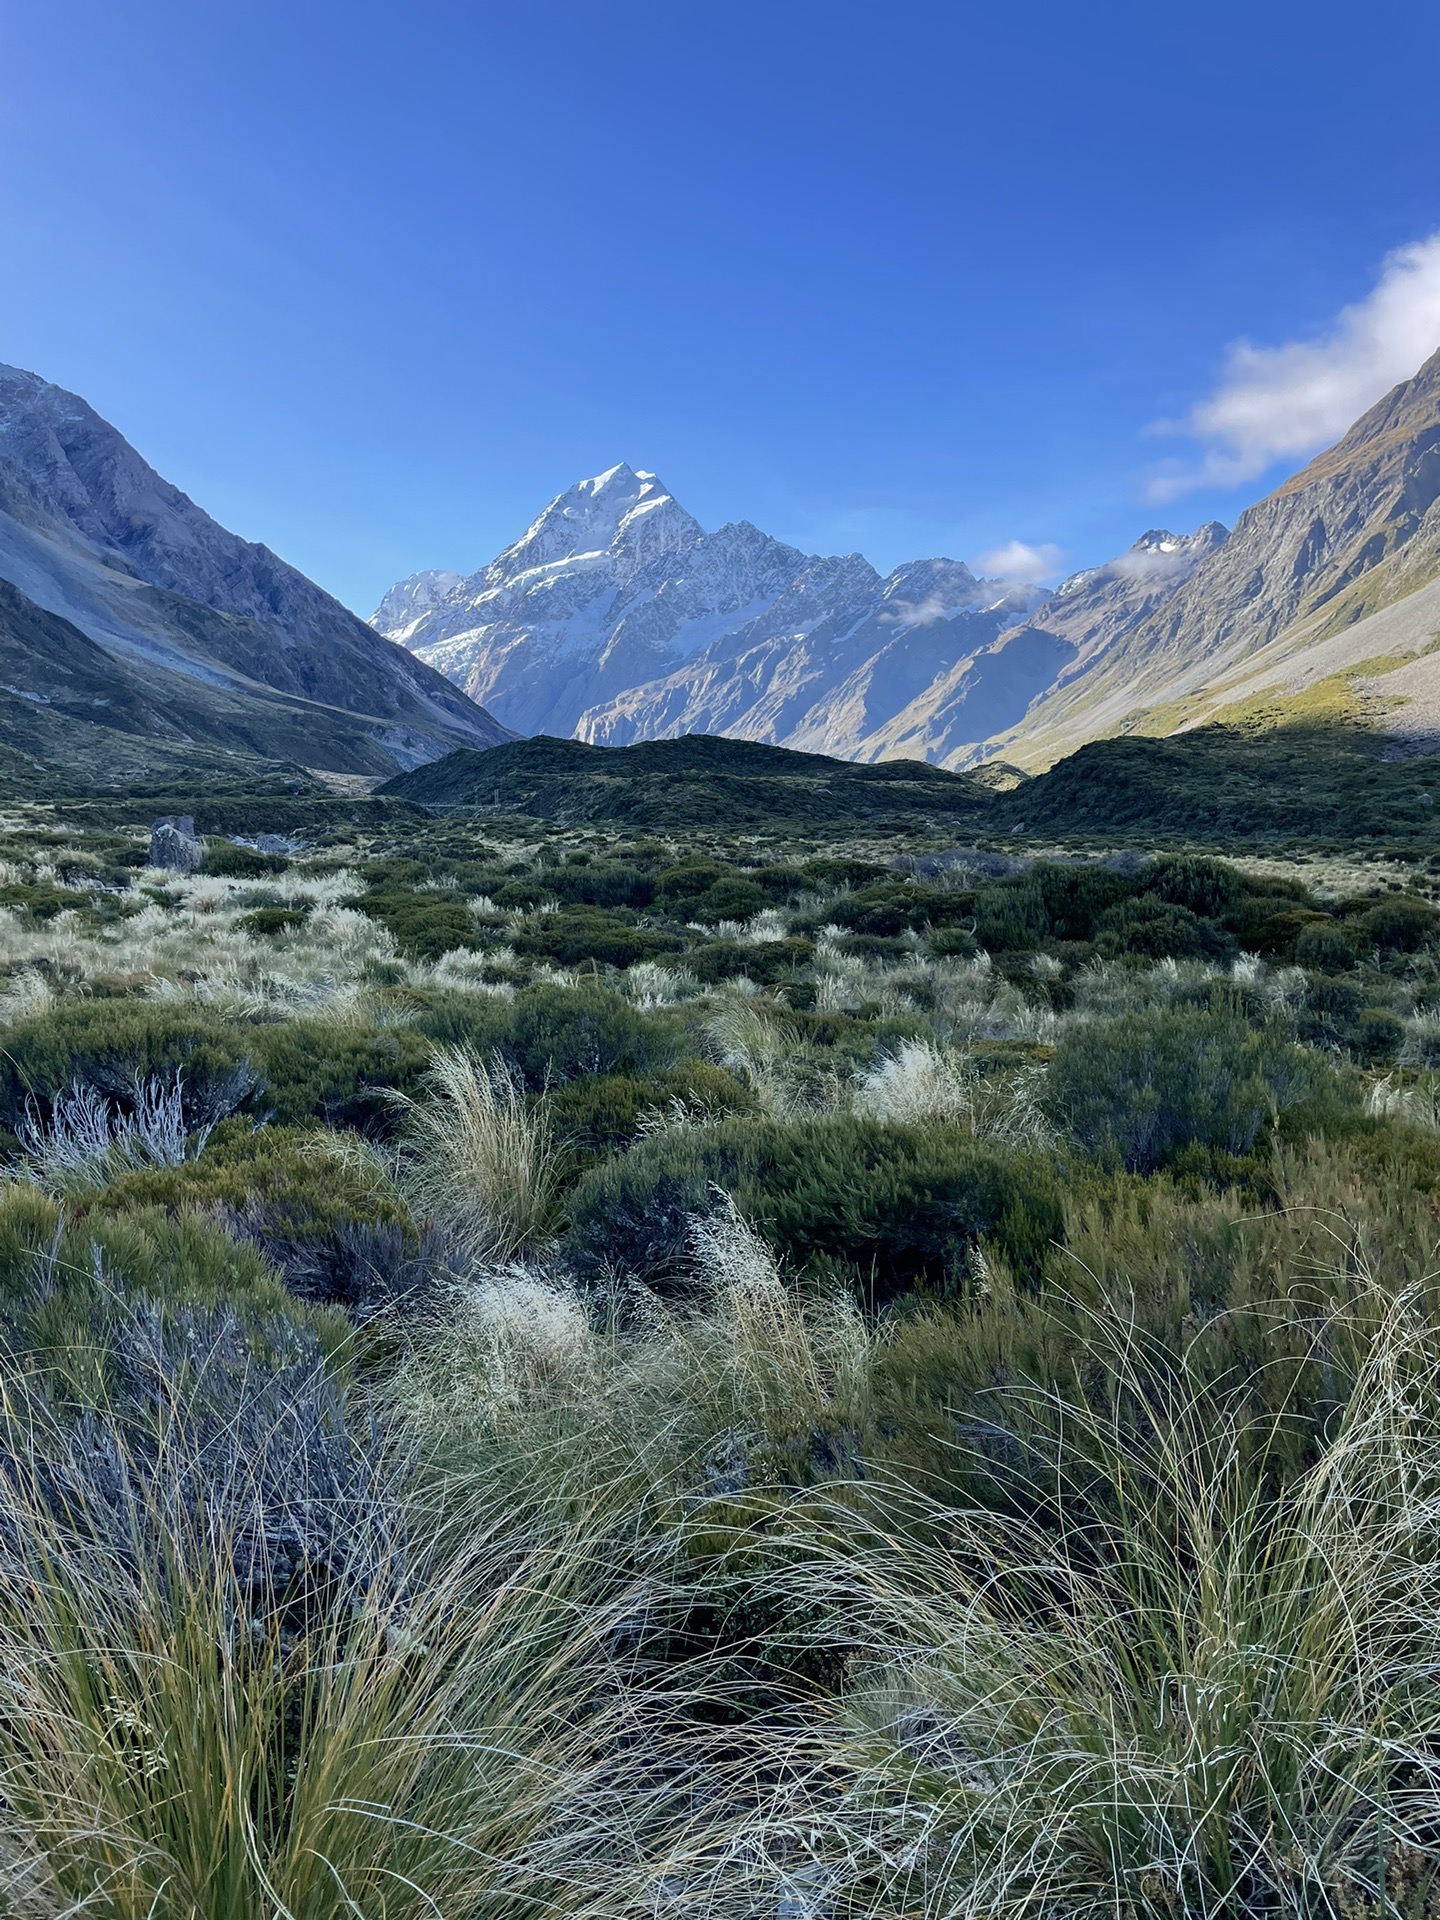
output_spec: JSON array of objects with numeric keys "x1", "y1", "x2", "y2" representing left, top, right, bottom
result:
[{"x1": 2, "y1": 779, "x2": 1440, "y2": 1916}]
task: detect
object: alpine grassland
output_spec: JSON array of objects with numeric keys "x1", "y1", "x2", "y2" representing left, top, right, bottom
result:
[{"x1": 4, "y1": 759, "x2": 1440, "y2": 1915}]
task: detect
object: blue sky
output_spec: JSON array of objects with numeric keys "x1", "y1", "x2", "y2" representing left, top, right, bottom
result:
[{"x1": 3, "y1": 0, "x2": 1439, "y2": 612}]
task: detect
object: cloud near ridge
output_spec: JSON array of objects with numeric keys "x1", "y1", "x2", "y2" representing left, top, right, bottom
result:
[
  {"x1": 1148, "y1": 232, "x2": 1440, "y2": 502},
  {"x1": 976, "y1": 539, "x2": 1065, "y2": 584}
]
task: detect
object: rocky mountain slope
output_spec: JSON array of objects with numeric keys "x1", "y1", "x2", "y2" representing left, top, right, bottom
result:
[
  {"x1": 982, "y1": 344, "x2": 1440, "y2": 767},
  {"x1": 377, "y1": 463, "x2": 1229, "y2": 764},
  {"x1": 0, "y1": 364, "x2": 510, "y2": 779}
]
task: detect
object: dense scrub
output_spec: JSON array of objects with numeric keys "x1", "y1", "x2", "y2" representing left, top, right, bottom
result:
[{"x1": 2, "y1": 796, "x2": 1440, "y2": 1911}]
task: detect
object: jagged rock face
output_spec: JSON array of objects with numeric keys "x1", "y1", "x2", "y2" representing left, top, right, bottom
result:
[
  {"x1": 0, "y1": 364, "x2": 510, "y2": 771},
  {"x1": 987, "y1": 346, "x2": 1440, "y2": 765},
  {"x1": 377, "y1": 464, "x2": 1079, "y2": 756}
]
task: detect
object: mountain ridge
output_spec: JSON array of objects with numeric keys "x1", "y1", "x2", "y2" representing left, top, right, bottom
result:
[
  {"x1": 0, "y1": 363, "x2": 512, "y2": 777},
  {"x1": 375, "y1": 471, "x2": 1224, "y2": 766}
]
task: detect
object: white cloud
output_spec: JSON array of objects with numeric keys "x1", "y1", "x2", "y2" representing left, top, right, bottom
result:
[
  {"x1": 1149, "y1": 232, "x2": 1440, "y2": 501},
  {"x1": 879, "y1": 592, "x2": 952, "y2": 627},
  {"x1": 976, "y1": 539, "x2": 1065, "y2": 584}
]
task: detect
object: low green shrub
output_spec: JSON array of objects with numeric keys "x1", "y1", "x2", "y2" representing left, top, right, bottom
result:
[
  {"x1": 1093, "y1": 897, "x2": 1233, "y2": 962},
  {"x1": 413, "y1": 983, "x2": 699, "y2": 1087},
  {"x1": 90, "y1": 1121, "x2": 410, "y2": 1238},
  {"x1": 247, "y1": 1022, "x2": 433, "y2": 1130},
  {"x1": 238, "y1": 905, "x2": 309, "y2": 937},
  {"x1": 359, "y1": 890, "x2": 483, "y2": 960},
  {"x1": 546, "y1": 1063, "x2": 755, "y2": 1157},
  {"x1": 1046, "y1": 1009, "x2": 1323, "y2": 1172},
  {"x1": 566, "y1": 1113, "x2": 1064, "y2": 1302},
  {"x1": 1358, "y1": 893, "x2": 1440, "y2": 952},
  {"x1": 200, "y1": 841, "x2": 287, "y2": 878},
  {"x1": 0, "y1": 1004, "x2": 253, "y2": 1134},
  {"x1": 1295, "y1": 920, "x2": 1366, "y2": 970},
  {"x1": 1141, "y1": 853, "x2": 1247, "y2": 917},
  {"x1": 510, "y1": 907, "x2": 683, "y2": 968},
  {"x1": 688, "y1": 936, "x2": 814, "y2": 986},
  {"x1": 0, "y1": 1187, "x2": 338, "y2": 1391}
]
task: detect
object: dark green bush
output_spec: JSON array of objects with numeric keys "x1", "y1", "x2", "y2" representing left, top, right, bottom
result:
[
  {"x1": 972, "y1": 877, "x2": 1048, "y2": 953},
  {"x1": 687, "y1": 936, "x2": 814, "y2": 986},
  {"x1": 1094, "y1": 898, "x2": 1233, "y2": 962},
  {"x1": 1221, "y1": 899, "x2": 1326, "y2": 959},
  {"x1": 0, "y1": 1005, "x2": 252, "y2": 1134},
  {"x1": 200, "y1": 841, "x2": 287, "y2": 878},
  {"x1": 1358, "y1": 894, "x2": 1440, "y2": 953},
  {"x1": 547, "y1": 1064, "x2": 755, "y2": 1157},
  {"x1": 1141, "y1": 854, "x2": 1246, "y2": 918},
  {"x1": 238, "y1": 906, "x2": 309, "y2": 938},
  {"x1": 1295, "y1": 921, "x2": 1365, "y2": 971},
  {"x1": 90, "y1": 1122, "x2": 411, "y2": 1240},
  {"x1": 359, "y1": 891, "x2": 482, "y2": 961},
  {"x1": 566, "y1": 1114, "x2": 1064, "y2": 1303},
  {"x1": 1031, "y1": 862, "x2": 1137, "y2": 940},
  {"x1": 510, "y1": 908, "x2": 682, "y2": 968},
  {"x1": 412, "y1": 983, "x2": 698, "y2": 1087},
  {"x1": 0, "y1": 882, "x2": 87, "y2": 920},
  {"x1": 1354, "y1": 1007, "x2": 1405, "y2": 1065},
  {"x1": 1046, "y1": 1009, "x2": 1322, "y2": 1173},
  {"x1": 246, "y1": 1023, "x2": 431, "y2": 1129}
]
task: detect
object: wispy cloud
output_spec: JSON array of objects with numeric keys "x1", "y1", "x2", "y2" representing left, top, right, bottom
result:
[
  {"x1": 1148, "y1": 232, "x2": 1440, "y2": 502},
  {"x1": 976, "y1": 539, "x2": 1065, "y2": 584},
  {"x1": 879, "y1": 592, "x2": 953, "y2": 627}
]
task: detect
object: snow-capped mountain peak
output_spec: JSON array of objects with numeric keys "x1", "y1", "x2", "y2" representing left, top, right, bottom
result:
[
  {"x1": 485, "y1": 463, "x2": 701, "y2": 593},
  {"x1": 372, "y1": 469, "x2": 1222, "y2": 761}
]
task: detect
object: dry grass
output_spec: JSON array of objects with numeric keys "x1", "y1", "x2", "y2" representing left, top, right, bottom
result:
[{"x1": 394, "y1": 1046, "x2": 563, "y2": 1265}]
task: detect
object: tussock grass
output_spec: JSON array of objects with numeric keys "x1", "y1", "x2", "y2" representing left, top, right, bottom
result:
[
  {"x1": 394, "y1": 1045, "x2": 563, "y2": 1265},
  {"x1": 853, "y1": 1038, "x2": 1055, "y2": 1146},
  {"x1": 786, "y1": 1279, "x2": 1440, "y2": 1919},
  {"x1": 0, "y1": 1300, "x2": 784, "y2": 1920}
]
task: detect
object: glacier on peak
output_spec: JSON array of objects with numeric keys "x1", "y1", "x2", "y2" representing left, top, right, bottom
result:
[{"x1": 371, "y1": 465, "x2": 1224, "y2": 762}]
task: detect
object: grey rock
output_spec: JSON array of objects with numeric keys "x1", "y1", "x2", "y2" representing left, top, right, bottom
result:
[{"x1": 149, "y1": 816, "x2": 202, "y2": 872}]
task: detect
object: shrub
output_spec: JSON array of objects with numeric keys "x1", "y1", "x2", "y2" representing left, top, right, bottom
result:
[
  {"x1": 511, "y1": 907, "x2": 683, "y2": 968},
  {"x1": 1355, "y1": 1006, "x2": 1405, "y2": 1065},
  {"x1": 414, "y1": 983, "x2": 697, "y2": 1087},
  {"x1": 1223, "y1": 897, "x2": 1328, "y2": 958},
  {"x1": 238, "y1": 904, "x2": 309, "y2": 937},
  {"x1": 1094, "y1": 897, "x2": 1233, "y2": 962},
  {"x1": 93, "y1": 1121, "x2": 411, "y2": 1237},
  {"x1": 1031, "y1": 861, "x2": 1137, "y2": 940},
  {"x1": 971, "y1": 877, "x2": 1049, "y2": 953},
  {"x1": 547, "y1": 1063, "x2": 755, "y2": 1157},
  {"x1": 1295, "y1": 919, "x2": 1365, "y2": 971},
  {"x1": 688, "y1": 936, "x2": 814, "y2": 986},
  {"x1": 690, "y1": 877, "x2": 770, "y2": 923},
  {"x1": 246, "y1": 1021, "x2": 432, "y2": 1129},
  {"x1": 0, "y1": 1004, "x2": 254, "y2": 1135},
  {"x1": 200, "y1": 839, "x2": 287, "y2": 877},
  {"x1": 1359, "y1": 893, "x2": 1440, "y2": 953},
  {"x1": 1141, "y1": 852, "x2": 1246, "y2": 917},
  {"x1": 1046, "y1": 1009, "x2": 1321, "y2": 1172},
  {"x1": 360, "y1": 890, "x2": 484, "y2": 960},
  {"x1": 565, "y1": 1113, "x2": 1064, "y2": 1302},
  {"x1": 0, "y1": 1188, "x2": 333, "y2": 1389}
]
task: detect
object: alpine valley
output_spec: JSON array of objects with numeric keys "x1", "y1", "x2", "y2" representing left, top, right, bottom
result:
[{"x1": 376, "y1": 342, "x2": 1440, "y2": 773}]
